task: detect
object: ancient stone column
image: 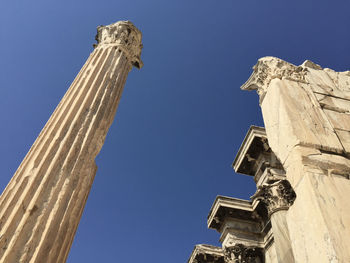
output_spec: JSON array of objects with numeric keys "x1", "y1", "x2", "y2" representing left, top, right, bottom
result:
[
  {"x1": 252, "y1": 180, "x2": 296, "y2": 263},
  {"x1": 242, "y1": 57, "x2": 350, "y2": 262},
  {"x1": 0, "y1": 21, "x2": 143, "y2": 263}
]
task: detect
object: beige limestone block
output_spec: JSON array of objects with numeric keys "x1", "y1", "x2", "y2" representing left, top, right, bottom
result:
[
  {"x1": 265, "y1": 243, "x2": 278, "y2": 263},
  {"x1": 302, "y1": 149, "x2": 350, "y2": 176},
  {"x1": 303, "y1": 66, "x2": 337, "y2": 95},
  {"x1": 270, "y1": 211, "x2": 294, "y2": 263},
  {"x1": 286, "y1": 168, "x2": 350, "y2": 263},
  {"x1": 323, "y1": 109, "x2": 350, "y2": 131},
  {"x1": 334, "y1": 129, "x2": 350, "y2": 153},
  {"x1": 305, "y1": 65, "x2": 350, "y2": 100},
  {"x1": 261, "y1": 78, "x2": 343, "y2": 164},
  {"x1": 323, "y1": 68, "x2": 350, "y2": 97},
  {"x1": 283, "y1": 146, "x2": 350, "y2": 262},
  {"x1": 315, "y1": 93, "x2": 350, "y2": 113},
  {"x1": 286, "y1": 173, "x2": 335, "y2": 263}
]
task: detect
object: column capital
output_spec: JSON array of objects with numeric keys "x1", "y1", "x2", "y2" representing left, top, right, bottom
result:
[
  {"x1": 224, "y1": 244, "x2": 263, "y2": 263},
  {"x1": 240, "y1": 57, "x2": 311, "y2": 103},
  {"x1": 252, "y1": 180, "x2": 296, "y2": 216},
  {"x1": 95, "y1": 21, "x2": 143, "y2": 68}
]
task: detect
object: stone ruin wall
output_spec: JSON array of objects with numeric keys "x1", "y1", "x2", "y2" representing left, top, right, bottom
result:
[
  {"x1": 188, "y1": 57, "x2": 350, "y2": 263},
  {"x1": 242, "y1": 57, "x2": 350, "y2": 262}
]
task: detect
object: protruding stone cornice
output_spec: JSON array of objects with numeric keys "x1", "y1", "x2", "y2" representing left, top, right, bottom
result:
[
  {"x1": 232, "y1": 126, "x2": 268, "y2": 176},
  {"x1": 95, "y1": 21, "x2": 143, "y2": 68},
  {"x1": 251, "y1": 180, "x2": 296, "y2": 217},
  {"x1": 240, "y1": 57, "x2": 311, "y2": 103},
  {"x1": 232, "y1": 126, "x2": 284, "y2": 185},
  {"x1": 207, "y1": 196, "x2": 266, "y2": 232},
  {"x1": 224, "y1": 244, "x2": 264, "y2": 263},
  {"x1": 188, "y1": 245, "x2": 224, "y2": 263}
]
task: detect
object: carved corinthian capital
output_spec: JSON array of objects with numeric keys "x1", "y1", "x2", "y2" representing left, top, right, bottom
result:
[
  {"x1": 95, "y1": 21, "x2": 143, "y2": 68},
  {"x1": 224, "y1": 244, "x2": 263, "y2": 263},
  {"x1": 240, "y1": 57, "x2": 309, "y2": 103},
  {"x1": 251, "y1": 180, "x2": 296, "y2": 216}
]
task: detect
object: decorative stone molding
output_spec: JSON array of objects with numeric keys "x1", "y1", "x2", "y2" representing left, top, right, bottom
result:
[
  {"x1": 251, "y1": 180, "x2": 296, "y2": 216},
  {"x1": 232, "y1": 126, "x2": 285, "y2": 186},
  {"x1": 188, "y1": 244, "x2": 225, "y2": 263},
  {"x1": 95, "y1": 21, "x2": 143, "y2": 68},
  {"x1": 240, "y1": 57, "x2": 350, "y2": 263},
  {"x1": 241, "y1": 57, "x2": 308, "y2": 103},
  {"x1": 224, "y1": 244, "x2": 264, "y2": 263},
  {"x1": 207, "y1": 196, "x2": 268, "y2": 233}
]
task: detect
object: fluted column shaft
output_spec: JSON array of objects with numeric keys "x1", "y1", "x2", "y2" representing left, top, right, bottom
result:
[{"x1": 0, "y1": 21, "x2": 143, "y2": 263}]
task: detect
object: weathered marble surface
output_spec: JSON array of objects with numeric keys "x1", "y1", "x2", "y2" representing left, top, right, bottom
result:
[
  {"x1": 0, "y1": 21, "x2": 142, "y2": 263},
  {"x1": 242, "y1": 57, "x2": 350, "y2": 263},
  {"x1": 265, "y1": 241, "x2": 278, "y2": 263},
  {"x1": 270, "y1": 211, "x2": 294, "y2": 263},
  {"x1": 241, "y1": 56, "x2": 350, "y2": 164}
]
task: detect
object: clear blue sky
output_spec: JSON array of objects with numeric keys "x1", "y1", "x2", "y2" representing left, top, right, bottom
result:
[{"x1": 1, "y1": 0, "x2": 350, "y2": 262}]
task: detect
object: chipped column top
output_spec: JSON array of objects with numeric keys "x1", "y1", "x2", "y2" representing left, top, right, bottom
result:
[
  {"x1": 95, "y1": 21, "x2": 143, "y2": 69},
  {"x1": 241, "y1": 56, "x2": 350, "y2": 103}
]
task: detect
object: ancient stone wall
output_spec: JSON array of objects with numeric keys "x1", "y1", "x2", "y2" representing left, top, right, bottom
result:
[
  {"x1": 189, "y1": 57, "x2": 350, "y2": 263},
  {"x1": 242, "y1": 57, "x2": 350, "y2": 263}
]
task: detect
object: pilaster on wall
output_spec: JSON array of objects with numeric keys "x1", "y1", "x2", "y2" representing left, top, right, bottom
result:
[{"x1": 242, "y1": 57, "x2": 350, "y2": 262}]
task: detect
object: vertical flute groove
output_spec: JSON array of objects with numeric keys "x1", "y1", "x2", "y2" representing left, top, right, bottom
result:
[
  {"x1": 18, "y1": 48, "x2": 121, "y2": 262},
  {"x1": 0, "y1": 49, "x2": 112, "y2": 259},
  {"x1": 27, "y1": 50, "x2": 125, "y2": 262},
  {"x1": 0, "y1": 47, "x2": 114, "y2": 263},
  {"x1": 0, "y1": 48, "x2": 103, "y2": 220}
]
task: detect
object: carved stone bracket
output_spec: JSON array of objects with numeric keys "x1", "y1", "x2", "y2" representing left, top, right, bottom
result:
[
  {"x1": 94, "y1": 21, "x2": 143, "y2": 68},
  {"x1": 224, "y1": 244, "x2": 264, "y2": 263},
  {"x1": 251, "y1": 180, "x2": 296, "y2": 216}
]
